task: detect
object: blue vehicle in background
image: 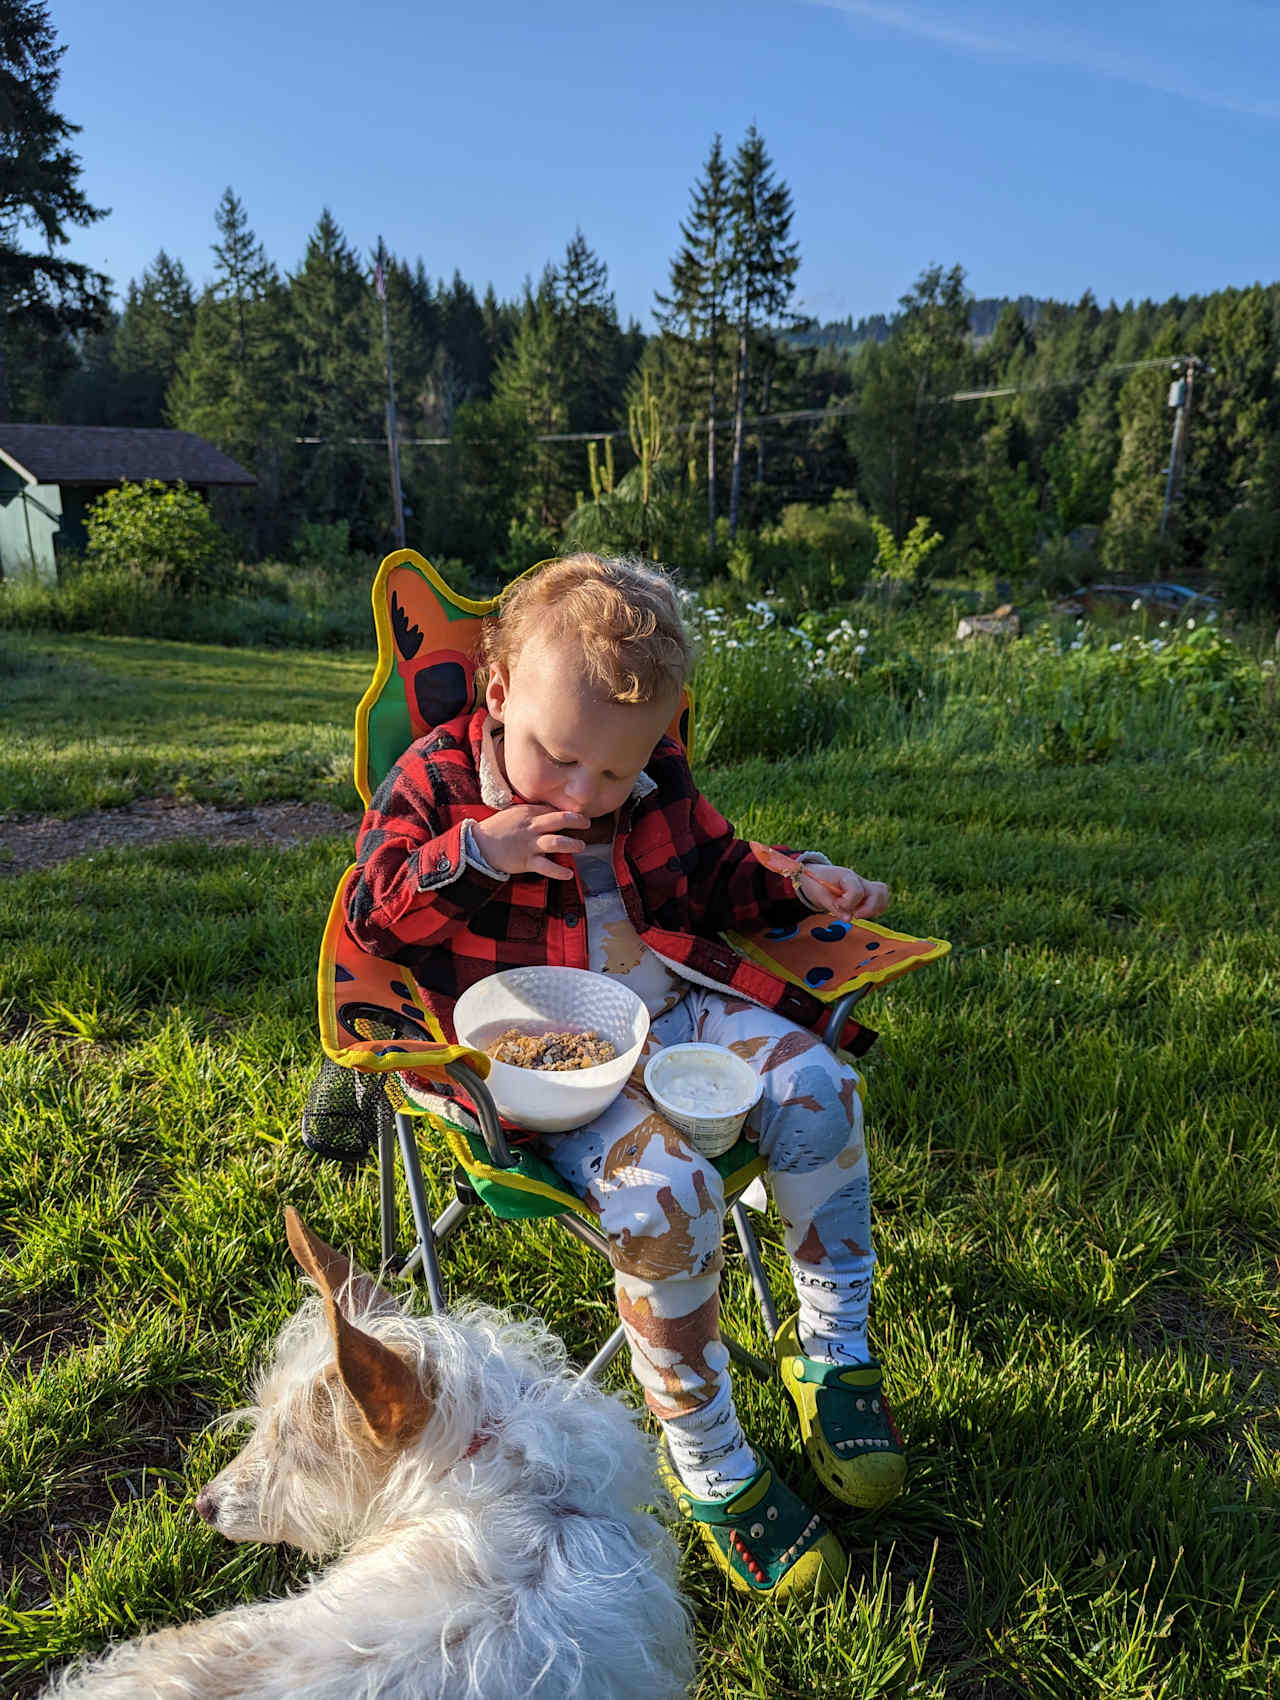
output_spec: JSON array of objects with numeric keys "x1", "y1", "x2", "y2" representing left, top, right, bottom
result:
[{"x1": 1054, "y1": 582, "x2": 1220, "y2": 617}]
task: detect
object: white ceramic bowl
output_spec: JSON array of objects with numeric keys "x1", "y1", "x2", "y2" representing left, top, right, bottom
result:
[
  {"x1": 452, "y1": 966, "x2": 649, "y2": 1134},
  {"x1": 644, "y1": 1042, "x2": 763, "y2": 1158}
]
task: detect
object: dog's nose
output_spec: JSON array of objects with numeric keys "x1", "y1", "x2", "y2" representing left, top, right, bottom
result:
[{"x1": 194, "y1": 1487, "x2": 219, "y2": 1525}]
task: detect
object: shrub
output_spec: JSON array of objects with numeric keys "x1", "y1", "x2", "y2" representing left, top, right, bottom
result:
[
  {"x1": 292, "y1": 518, "x2": 353, "y2": 574},
  {"x1": 494, "y1": 514, "x2": 562, "y2": 582},
  {"x1": 870, "y1": 515, "x2": 944, "y2": 589},
  {"x1": 84, "y1": 480, "x2": 235, "y2": 596},
  {"x1": 1213, "y1": 435, "x2": 1280, "y2": 615},
  {"x1": 689, "y1": 604, "x2": 849, "y2": 765},
  {"x1": 0, "y1": 558, "x2": 375, "y2": 648}
]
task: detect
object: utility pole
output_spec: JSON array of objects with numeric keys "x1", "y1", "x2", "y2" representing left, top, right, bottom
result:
[
  {"x1": 1160, "y1": 355, "x2": 1211, "y2": 537},
  {"x1": 375, "y1": 236, "x2": 407, "y2": 550}
]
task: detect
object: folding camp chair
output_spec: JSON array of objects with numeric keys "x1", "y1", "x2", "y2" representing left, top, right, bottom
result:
[{"x1": 310, "y1": 550, "x2": 950, "y2": 1384}]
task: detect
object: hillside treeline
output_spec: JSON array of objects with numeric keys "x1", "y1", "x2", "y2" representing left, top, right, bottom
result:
[{"x1": 9, "y1": 178, "x2": 1280, "y2": 611}]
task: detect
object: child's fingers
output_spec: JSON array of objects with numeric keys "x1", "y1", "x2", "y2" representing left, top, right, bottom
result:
[
  {"x1": 534, "y1": 810, "x2": 590, "y2": 832},
  {"x1": 851, "y1": 882, "x2": 890, "y2": 918},
  {"x1": 530, "y1": 856, "x2": 577, "y2": 880},
  {"x1": 536, "y1": 834, "x2": 584, "y2": 857}
]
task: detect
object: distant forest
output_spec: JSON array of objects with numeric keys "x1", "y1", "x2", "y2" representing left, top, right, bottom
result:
[
  {"x1": 788, "y1": 296, "x2": 1049, "y2": 349},
  {"x1": 4, "y1": 92, "x2": 1278, "y2": 607}
]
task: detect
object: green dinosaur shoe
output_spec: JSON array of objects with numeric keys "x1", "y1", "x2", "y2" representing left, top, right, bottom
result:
[
  {"x1": 775, "y1": 1314, "x2": 906, "y2": 1510},
  {"x1": 657, "y1": 1442, "x2": 847, "y2": 1600}
]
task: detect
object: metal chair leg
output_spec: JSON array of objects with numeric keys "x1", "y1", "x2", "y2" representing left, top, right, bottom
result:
[
  {"x1": 723, "y1": 1331, "x2": 775, "y2": 1383},
  {"x1": 731, "y1": 1199, "x2": 780, "y2": 1341},
  {"x1": 397, "y1": 1196, "x2": 471, "y2": 1280},
  {"x1": 578, "y1": 1324, "x2": 628, "y2": 1383},
  {"x1": 396, "y1": 1111, "x2": 448, "y2": 1314},
  {"x1": 376, "y1": 1096, "x2": 398, "y2": 1272}
]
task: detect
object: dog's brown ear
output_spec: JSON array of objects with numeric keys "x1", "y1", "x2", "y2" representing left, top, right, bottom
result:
[
  {"x1": 284, "y1": 1207, "x2": 397, "y2": 1317},
  {"x1": 285, "y1": 1208, "x2": 430, "y2": 1447},
  {"x1": 328, "y1": 1308, "x2": 432, "y2": 1448}
]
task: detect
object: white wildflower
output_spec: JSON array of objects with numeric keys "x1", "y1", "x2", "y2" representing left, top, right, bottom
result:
[
  {"x1": 1159, "y1": 620, "x2": 1169, "y2": 629},
  {"x1": 1150, "y1": 639, "x2": 1163, "y2": 653},
  {"x1": 1186, "y1": 618, "x2": 1196, "y2": 629},
  {"x1": 1131, "y1": 599, "x2": 1142, "y2": 611},
  {"x1": 1206, "y1": 610, "x2": 1217, "y2": 623},
  {"x1": 858, "y1": 627, "x2": 869, "y2": 639},
  {"x1": 1109, "y1": 642, "x2": 1122, "y2": 653},
  {"x1": 726, "y1": 639, "x2": 740, "y2": 649},
  {"x1": 1070, "y1": 640, "x2": 1083, "y2": 651},
  {"x1": 854, "y1": 644, "x2": 866, "y2": 656}
]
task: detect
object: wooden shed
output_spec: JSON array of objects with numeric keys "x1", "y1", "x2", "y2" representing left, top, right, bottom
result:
[{"x1": 0, "y1": 425, "x2": 255, "y2": 584}]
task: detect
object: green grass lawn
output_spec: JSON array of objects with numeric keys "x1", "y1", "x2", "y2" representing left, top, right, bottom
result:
[
  {"x1": 1, "y1": 632, "x2": 1278, "y2": 1698},
  {"x1": 0, "y1": 633, "x2": 373, "y2": 815}
]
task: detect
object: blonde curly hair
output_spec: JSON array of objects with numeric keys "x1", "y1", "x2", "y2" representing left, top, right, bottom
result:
[{"x1": 483, "y1": 554, "x2": 692, "y2": 706}]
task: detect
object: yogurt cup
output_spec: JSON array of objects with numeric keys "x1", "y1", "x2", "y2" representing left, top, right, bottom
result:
[{"x1": 644, "y1": 1042, "x2": 762, "y2": 1158}]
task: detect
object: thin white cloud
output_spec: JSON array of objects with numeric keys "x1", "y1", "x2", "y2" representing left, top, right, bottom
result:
[{"x1": 806, "y1": 0, "x2": 1280, "y2": 120}]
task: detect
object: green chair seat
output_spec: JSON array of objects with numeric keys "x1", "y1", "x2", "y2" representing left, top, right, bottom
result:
[{"x1": 422, "y1": 1107, "x2": 767, "y2": 1221}]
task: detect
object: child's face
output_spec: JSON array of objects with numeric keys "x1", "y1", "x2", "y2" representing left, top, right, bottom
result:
[{"x1": 486, "y1": 632, "x2": 677, "y2": 820}]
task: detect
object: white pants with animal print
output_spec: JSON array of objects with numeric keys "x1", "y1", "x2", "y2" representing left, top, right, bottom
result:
[{"x1": 534, "y1": 989, "x2": 874, "y2": 1424}]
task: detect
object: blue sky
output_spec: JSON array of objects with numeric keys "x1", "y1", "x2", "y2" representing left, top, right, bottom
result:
[{"x1": 51, "y1": 0, "x2": 1280, "y2": 329}]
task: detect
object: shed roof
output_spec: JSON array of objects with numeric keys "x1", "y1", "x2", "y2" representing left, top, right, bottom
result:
[{"x1": 0, "y1": 425, "x2": 256, "y2": 487}]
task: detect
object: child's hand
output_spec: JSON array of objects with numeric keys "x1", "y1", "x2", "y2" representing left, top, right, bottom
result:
[
  {"x1": 470, "y1": 807, "x2": 589, "y2": 880},
  {"x1": 800, "y1": 864, "x2": 890, "y2": 921}
]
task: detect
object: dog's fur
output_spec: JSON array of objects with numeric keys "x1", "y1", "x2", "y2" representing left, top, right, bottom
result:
[{"x1": 45, "y1": 1209, "x2": 694, "y2": 1700}]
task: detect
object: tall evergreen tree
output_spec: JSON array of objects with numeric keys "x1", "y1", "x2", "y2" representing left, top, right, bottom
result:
[
  {"x1": 426, "y1": 270, "x2": 494, "y2": 431},
  {"x1": 0, "y1": 0, "x2": 109, "y2": 417},
  {"x1": 112, "y1": 250, "x2": 195, "y2": 425},
  {"x1": 493, "y1": 276, "x2": 569, "y2": 523},
  {"x1": 849, "y1": 263, "x2": 972, "y2": 542},
  {"x1": 1101, "y1": 325, "x2": 1181, "y2": 577},
  {"x1": 725, "y1": 127, "x2": 798, "y2": 539},
  {"x1": 168, "y1": 190, "x2": 292, "y2": 548},
  {"x1": 656, "y1": 134, "x2": 732, "y2": 558},
  {"x1": 554, "y1": 228, "x2": 626, "y2": 431},
  {"x1": 287, "y1": 207, "x2": 381, "y2": 536},
  {"x1": 493, "y1": 237, "x2": 625, "y2": 527}
]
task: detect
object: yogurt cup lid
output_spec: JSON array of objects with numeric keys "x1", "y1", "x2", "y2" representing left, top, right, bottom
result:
[{"x1": 645, "y1": 1043, "x2": 761, "y2": 1117}]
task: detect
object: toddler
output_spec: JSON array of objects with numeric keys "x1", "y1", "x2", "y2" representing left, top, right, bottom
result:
[{"x1": 348, "y1": 554, "x2": 904, "y2": 1599}]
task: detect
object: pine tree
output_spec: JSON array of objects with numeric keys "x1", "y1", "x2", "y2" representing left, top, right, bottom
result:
[
  {"x1": 0, "y1": 0, "x2": 109, "y2": 416},
  {"x1": 427, "y1": 270, "x2": 494, "y2": 432},
  {"x1": 554, "y1": 228, "x2": 625, "y2": 431},
  {"x1": 287, "y1": 207, "x2": 380, "y2": 535},
  {"x1": 491, "y1": 241, "x2": 616, "y2": 528},
  {"x1": 168, "y1": 190, "x2": 292, "y2": 547},
  {"x1": 1101, "y1": 337, "x2": 1180, "y2": 578},
  {"x1": 493, "y1": 276, "x2": 569, "y2": 523},
  {"x1": 725, "y1": 127, "x2": 798, "y2": 539},
  {"x1": 849, "y1": 264, "x2": 972, "y2": 542},
  {"x1": 112, "y1": 250, "x2": 195, "y2": 425},
  {"x1": 656, "y1": 134, "x2": 732, "y2": 558}
]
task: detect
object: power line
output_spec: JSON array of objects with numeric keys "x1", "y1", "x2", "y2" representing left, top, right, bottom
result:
[{"x1": 293, "y1": 355, "x2": 1187, "y2": 449}]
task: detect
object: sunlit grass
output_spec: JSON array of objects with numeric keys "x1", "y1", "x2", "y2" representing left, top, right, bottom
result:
[
  {"x1": 1, "y1": 635, "x2": 1278, "y2": 1697},
  {"x1": 0, "y1": 634, "x2": 371, "y2": 815}
]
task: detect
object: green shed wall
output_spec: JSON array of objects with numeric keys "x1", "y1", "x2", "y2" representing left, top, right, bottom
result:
[{"x1": 0, "y1": 472, "x2": 62, "y2": 585}]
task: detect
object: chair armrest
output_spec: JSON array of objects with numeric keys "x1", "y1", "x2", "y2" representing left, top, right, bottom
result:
[
  {"x1": 318, "y1": 864, "x2": 490, "y2": 1082},
  {"x1": 725, "y1": 915, "x2": 950, "y2": 1004},
  {"x1": 444, "y1": 1060, "x2": 515, "y2": 1168}
]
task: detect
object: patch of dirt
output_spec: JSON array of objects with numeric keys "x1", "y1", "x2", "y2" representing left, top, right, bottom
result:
[{"x1": 0, "y1": 798, "x2": 362, "y2": 877}]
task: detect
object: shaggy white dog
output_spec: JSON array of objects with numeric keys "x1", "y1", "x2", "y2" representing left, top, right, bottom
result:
[{"x1": 44, "y1": 1208, "x2": 694, "y2": 1700}]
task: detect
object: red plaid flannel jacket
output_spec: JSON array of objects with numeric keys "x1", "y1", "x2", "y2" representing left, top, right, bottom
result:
[{"x1": 348, "y1": 707, "x2": 870, "y2": 1101}]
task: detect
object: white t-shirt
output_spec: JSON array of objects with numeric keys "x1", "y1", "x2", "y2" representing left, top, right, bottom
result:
[{"x1": 576, "y1": 840, "x2": 688, "y2": 1018}]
